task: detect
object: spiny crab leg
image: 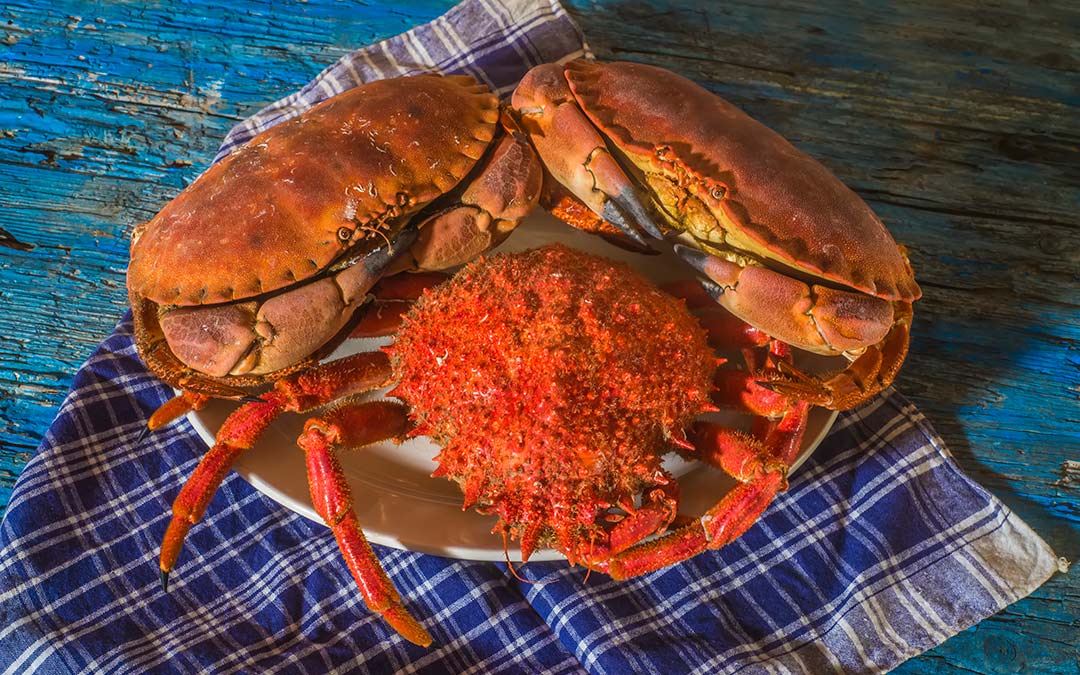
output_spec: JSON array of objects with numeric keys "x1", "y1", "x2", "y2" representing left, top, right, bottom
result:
[
  {"x1": 602, "y1": 399, "x2": 810, "y2": 580},
  {"x1": 663, "y1": 280, "x2": 772, "y2": 354},
  {"x1": 580, "y1": 476, "x2": 681, "y2": 571},
  {"x1": 371, "y1": 271, "x2": 450, "y2": 301},
  {"x1": 667, "y1": 281, "x2": 793, "y2": 419},
  {"x1": 718, "y1": 334, "x2": 796, "y2": 419},
  {"x1": 297, "y1": 400, "x2": 431, "y2": 647},
  {"x1": 696, "y1": 310, "x2": 770, "y2": 351},
  {"x1": 349, "y1": 271, "x2": 450, "y2": 339},
  {"x1": 713, "y1": 368, "x2": 792, "y2": 419},
  {"x1": 607, "y1": 477, "x2": 681, "y2": 554},
  {"x1": 158, "y1": 351, "x2": 394, "y2": 591},
  {"x1": 350, "y1": 302, "x2": 413, "y2": 339}
]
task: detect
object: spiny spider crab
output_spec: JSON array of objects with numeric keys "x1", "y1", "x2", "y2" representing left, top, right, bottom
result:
[
  {"x1": 182, "y1": 243, "x2": 811, "y2": 646},
  {"x1": 512, "y1": 60, "x2": 921, "y2": 410},
  {"x1": 386, "y1": 244, "x2": 812, "y2": 586},
  {"x1": 128, "y1": 73, "x2": 543, "y2": 646}
]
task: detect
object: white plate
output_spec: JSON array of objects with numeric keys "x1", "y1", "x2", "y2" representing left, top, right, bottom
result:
[{"x1": 187, "y1": 212, "x2": 840, "y2": 562}]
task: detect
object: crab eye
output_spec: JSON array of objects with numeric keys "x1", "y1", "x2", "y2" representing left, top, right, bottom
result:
[
  {"x1": 710, "y1": 185, "x2": 727, "y2": 200},
  {"x1": 655, "y1": 146, "x2": 669, "y2": 160},
  {"x1": 337, "y1": 227, "x2": 353, "y2": 242}
]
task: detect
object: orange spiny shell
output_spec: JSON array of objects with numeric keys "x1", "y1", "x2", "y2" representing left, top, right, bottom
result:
[{"x1": 387, "y1": 244, "x2": 715, "y2": 556}]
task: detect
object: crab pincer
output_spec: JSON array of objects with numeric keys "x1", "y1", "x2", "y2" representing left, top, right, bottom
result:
[{"x1": 513, "y1": 63, "x2": 664, "y2": 246}]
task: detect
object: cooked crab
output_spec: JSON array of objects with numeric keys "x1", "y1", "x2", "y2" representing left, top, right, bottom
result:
[
  {"x1": 387, "y1": 245, "x2": 810, "y2": 582},
  {"x1": 130, "y1": 73, "x2": 540, "y2": 404},
  {"x1": 127, "y1": 73, "x2": 542, "y2": 647},
  {"x1": 195, "y1": 244, "x2": 810, "y2": 645},
  {"x1": 512, "y1": 60, "x2": 921, "y2": 410}
]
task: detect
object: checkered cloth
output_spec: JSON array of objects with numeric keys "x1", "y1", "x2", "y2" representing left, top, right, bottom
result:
[{"x1": 0, "y1": 0, "x2": 1060, "y2": 673}]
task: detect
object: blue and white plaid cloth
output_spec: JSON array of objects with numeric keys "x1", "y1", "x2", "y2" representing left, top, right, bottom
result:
[{"x1": 0, "y1": 1, "x2": 1060, "y2": 672}]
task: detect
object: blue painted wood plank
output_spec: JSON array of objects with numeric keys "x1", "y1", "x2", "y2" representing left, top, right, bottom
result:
[{"x1": 1, "y1": 0, "x2": 1077, "y2": 672}]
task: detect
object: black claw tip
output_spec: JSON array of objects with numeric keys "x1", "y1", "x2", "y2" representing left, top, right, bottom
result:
[
  {"x1": 135, "y1": 425, "x2": 150, "y2": 445},
  {"x1": 160, "y1": 569, "x2": 170, "y2": 593},
  {"x1": 600, "y1": 201, "x2": 649, "y2": 247},
  {"x1": 699, "y1": 279, "x2": 726, "y2": 301},
  {"x1": 239, "y1": 395, "x2": 264, "y2": 404},
  {"x1": 674, "y1": 244, "x2": 711, "y2": 275},
  {"x1": 611, "y1": 189, "x2": 665, "y2": 240}
]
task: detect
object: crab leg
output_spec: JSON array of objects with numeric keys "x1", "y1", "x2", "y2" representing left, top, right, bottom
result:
[
  {"x1": 158, "y1": 351, "x2": 393, "y2": 590},
  {"x1": 686, "y1": 302, "x2": 792, "y2": 419},
  {"x1": 370, "y1": 271, "x2": 450, "y2": 301},
  {"x1": 603, "y1": 478, "x2": 681, "y2": 556},
  {"x1": 142, "y1": 391, "x2": 212, "y2": 439},
  {"x1": 603, "y1": 399, "x2": 809, "y2": 580},
  {"x1": 513, "y1": 63, "x2": 663, "y2": 244},
  {"x1": 158, "y1": 396, "x2": 286, "y2": 589},
  {"x1": 697, "y1": 310, "x2": 770, "y2": 351},
  {"x1": 350, "y1": 302, "x2": 412, "y2": 339},
  {"x1": 665, "y1": 281, "x2": 790, "y2": 417},
  {"x1": 297, "y1": 401, "x2": 431, "y2": 647},
  {"x1": 573, "y1": 474, "x2": 682, "y2": 574},
  {"x1": 348, "y1": 273, "x2": 446, "y2": 339},
  {"x1": 662, "y1": 279, "x2": 722, "y2": 310},
  {"x1": 712, "y1": 369, "x2": 792, "y2": 419},
  {"x1": 767, "y1": 302, "x2": 913, "y2": 409}
]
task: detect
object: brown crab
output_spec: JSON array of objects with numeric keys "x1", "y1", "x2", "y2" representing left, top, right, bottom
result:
[
  {"x1": 128, "y1": 74, "x2": 542, "y2": 646},
  {"x1": 512, "y1": 60, "x2": 921, "y2": 410}
]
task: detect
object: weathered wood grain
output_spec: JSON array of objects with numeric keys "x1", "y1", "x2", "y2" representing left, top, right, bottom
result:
[{"x1": 1, "y1": 0, "x2": 1077, "y2": 672}]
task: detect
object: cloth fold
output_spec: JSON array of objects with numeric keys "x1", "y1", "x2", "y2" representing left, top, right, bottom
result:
[{"x1": 0, "y1": 1, "x2": 1058, "y2": 673}]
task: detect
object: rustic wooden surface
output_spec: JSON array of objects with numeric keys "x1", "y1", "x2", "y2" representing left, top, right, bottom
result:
[{"x1": 1, "y1": 0, "x2": 1077, "y2": 672}]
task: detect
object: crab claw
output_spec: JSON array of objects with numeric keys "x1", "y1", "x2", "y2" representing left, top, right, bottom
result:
[
  {"x1": 676, "y1": 243, "x2": 911, "y2": 410},
  {"x1": 512, "y1": 63, "x2": 663, "y2": 244},
  {"x1": 158, "y1": 226, "x2": 418, "y2": 381},
  {"x1": 674, "y1": 244, "x2": 894, "y2": 355},
  {"x1": 601, "y1": 181, "x2": 665, "y2": 244}
]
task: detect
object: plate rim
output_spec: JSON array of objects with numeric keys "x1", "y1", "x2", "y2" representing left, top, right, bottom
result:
[{"x1": 185, "y1": 389, "x2": 838, "y2": 563}]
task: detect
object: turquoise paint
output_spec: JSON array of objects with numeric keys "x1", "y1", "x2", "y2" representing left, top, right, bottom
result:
[{"x1": 1, "y1": 0, "x2": 1077, "y2": 672}]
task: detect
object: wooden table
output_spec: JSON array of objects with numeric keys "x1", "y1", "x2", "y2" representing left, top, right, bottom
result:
[{"x1": 2, "y1": 1, "x2": 1077, "y2": 672}]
